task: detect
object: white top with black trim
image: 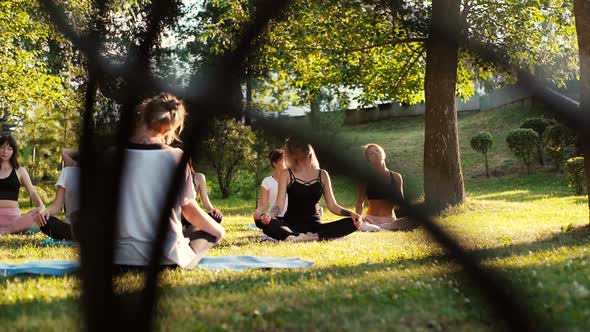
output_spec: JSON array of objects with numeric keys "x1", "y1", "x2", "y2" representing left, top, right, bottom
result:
[{"x1": 113, "y1": 144, "x2": 197, "y2": 268}]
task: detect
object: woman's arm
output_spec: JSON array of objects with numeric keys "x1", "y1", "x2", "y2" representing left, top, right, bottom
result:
[
  {"x1": 254, "y1": 187, "x2": 270, "y2": 220},
  {"x1": 36, "y1": 187, "x2": 65, "y2": 226},
  {"x1": 62, "y1": 149, "x2": 79, "y2": 167},
  {"x1": 195, "y1": 173, "x2": 214, "y2": 211},
  {"x1": 263, "y1": 170, "x2": 288, "y2": 222},
  {"x1": 320, "y1": 170, "x2": 361, "y2": 228},
  {"x1": 355, "y1": 181, "x2": 367, "y2": 215},
  {"x1": 18, "y1": 167, "x2": 45, "y2": 210},
  {"x1": 393, "y1": 172, "x2": 404, "y2": 200},
  {"x1": 182, "y1": 201, "x2": 225, "y2": 242},
  {"x1": 320, "y1": 170, "x2": 352, "y2": 216}
]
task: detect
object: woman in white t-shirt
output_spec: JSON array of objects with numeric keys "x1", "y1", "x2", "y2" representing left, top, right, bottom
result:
[
  {"x1": 35, "y1": 149, "x2": 80, "y2": 240},
  {"x1": 253, "y1": 149, "x2": 288, "y2": 227},
  {"x1": 113, "y1": 93, "x2": 224, "y2": 270}
]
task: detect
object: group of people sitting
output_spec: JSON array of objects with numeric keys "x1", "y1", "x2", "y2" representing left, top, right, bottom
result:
[{"x1": 0, "y1": 92, "x2": 417, "y2": 270}]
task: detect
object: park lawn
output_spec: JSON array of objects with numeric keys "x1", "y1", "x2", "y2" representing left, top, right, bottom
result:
[{"x1": 2, "y1": 107, "x2": 590, "y2": 331}]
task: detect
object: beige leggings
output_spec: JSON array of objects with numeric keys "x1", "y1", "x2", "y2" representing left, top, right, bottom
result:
[{"x1": 363, "y1": 214, "x2": 419, "y2": 231}]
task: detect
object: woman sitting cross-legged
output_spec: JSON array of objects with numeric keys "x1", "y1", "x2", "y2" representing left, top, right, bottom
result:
[
  {"x1": 253, "y1": 149, "x2": 288, "y2": 229},
  {"x1": 35, "y1": 149, "x2": 80, "y2": 241},
  {"x1": 0, "y1": 135, "x2": 45, "y2": 234},
  {"x1": 181, "y1": 160, "x2": 223, "y2": 227},
  {"x1": 114, "y1": 93, "x2": 224, "y2": 270},
  {"x1": 355, "y1": 143, "x2": 418, "y2": 232},
  {"x1": 260, "y1": 137, "x2": 361, "y2": 241}
]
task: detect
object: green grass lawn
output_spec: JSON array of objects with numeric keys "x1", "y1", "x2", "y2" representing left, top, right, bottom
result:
[{"x1": 2, "y1": 108, "x2": 590, "y2": 331}]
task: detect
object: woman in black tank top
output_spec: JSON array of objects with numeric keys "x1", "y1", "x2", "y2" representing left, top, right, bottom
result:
[
  {"x1": 354, "y1": 144, "x2": 418, "y2": 232},
  {"x1": 259, "y1": 137, "x2": 361, "y2": 241},
  {"x1": 0, "y1": 135, "x2": 46, "y2": 234}
]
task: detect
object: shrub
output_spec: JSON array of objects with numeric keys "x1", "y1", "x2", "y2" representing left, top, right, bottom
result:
[
  {"x1": 520, "y1": 117, "x2": 555, "y2": 166},
  {"x1": 470, "y1": 131, "x2": 494, "y2": 178},
  {"x1": 506, "y1": 128, "x2": 539, "y2": 173},
  {"x1": 564, "y1": 157, "x2": 586, "y2": 195},
  {"x1": 203, "y1": 118, "x2": 255, "y2": 198},
  {"x1": 544, "y1": 125, "x2": 570, "y2": 171}
]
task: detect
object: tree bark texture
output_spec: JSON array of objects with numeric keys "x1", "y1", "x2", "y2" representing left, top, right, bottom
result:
[
  {"x1": 574, "y1": 0, "x2": 590, "y2": 222},
  {"x1": 423, "y1": 0, "x2": 465, "y2": 212}
]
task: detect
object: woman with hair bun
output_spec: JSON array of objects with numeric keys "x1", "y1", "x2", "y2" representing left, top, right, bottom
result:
[
  {"x1": 113, "y1": 93, "x2": 224, "y2": 269},
  {"x1": 0, "y1": 135, "x2": 45, "y2": 234},
  {"x1": 260, "y1": 137, "x2": 361, "y2": 241}
]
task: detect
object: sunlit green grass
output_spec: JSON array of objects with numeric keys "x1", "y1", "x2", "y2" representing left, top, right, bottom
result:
[{"x1": 2, "y1": 108, "x2": 590, "y2": 331}]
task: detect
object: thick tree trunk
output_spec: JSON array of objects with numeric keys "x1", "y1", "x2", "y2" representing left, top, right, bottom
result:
[
  {"x1": 574, "y1": 0, "x2": 590, "y2": 223},
  {"x1": 423, "y1": 0, "x2": 465, "y2": 212}
]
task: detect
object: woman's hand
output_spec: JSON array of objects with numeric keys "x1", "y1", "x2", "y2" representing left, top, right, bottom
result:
[
  {"x1": 351, "y1": 212, "x2": 363, "y2": 229},
  {"x1": 261, "y1": 213, "x2": 272, "y2": 225},
  {"x1": 210, "y1": 208, "x2": 223, "y2": 219},
  {"x1": 34, "y1": 208, "x2": 50, "y2": 227},
  {"x1": 253, "y1": 210, "x2": 262, "y2": 220}
]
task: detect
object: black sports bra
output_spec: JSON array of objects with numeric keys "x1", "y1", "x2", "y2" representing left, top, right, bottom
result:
[
  {"x1": 366, "y1": 171, "x2": 398, "y2": 200},
  {"x1": 0, "y1": 168, "x2": 20, "y2": 201},
  {"x1": 284, "y1": 169, "x2": 323, "y2": 218}
]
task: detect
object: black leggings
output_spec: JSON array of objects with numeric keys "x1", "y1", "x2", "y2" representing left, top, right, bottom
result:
[
  {"x1": 255, "y1": 216, "x2": 357, "y2": 241},
  {"x1": 181, "y1": 212, "x2": 222, "y2": 228},
  {"x1": 40, "y1": 216, "x2": 75, "y2": 241}
]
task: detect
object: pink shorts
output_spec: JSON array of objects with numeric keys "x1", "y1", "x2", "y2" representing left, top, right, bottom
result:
[
  {"x1": 363, "y1": 214, "x2": 419, "y2": 232},
  {"x1": 0, "y1": 207, "x2": 36, "y2": 234}
]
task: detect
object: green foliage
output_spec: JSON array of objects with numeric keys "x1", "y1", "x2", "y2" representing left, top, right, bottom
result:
[
  {"x1": 470, "y1": 131, "x2": 494, "y2": 154},
  {"x1": 470, "y1": 131, "x2": 493, "y2": 177},
  {"x1": 203, "y1": 118, "x2": 256, "y2": 198},
  {"x1": 520, "y1": 117, "x2": 556, "y2": 166},
  {"x1": 544, "y1": 125, "x2": 575, "y2": 171},
  {"x1": 564, "y1": 157, "x2": 586, "y2": 195},
  {"x1": 520, "y1": 117, "x2": 555, "y2": 138},
  {"x1": 506, "y1": 128, "x2": 539, "y2": 173}
]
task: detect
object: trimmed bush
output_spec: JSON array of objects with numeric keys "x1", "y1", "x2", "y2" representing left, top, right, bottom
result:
[
  {"x1": 506, "y1": 128, "x2": 540, "y2": 173},
  {"x1": 564, "y1": 157, "x2": 586, "y2": 195},
  {"x1": 544, "y1": 125, "x2": 568, "y2": 171},
  {"x1": 520, "y1": 117, "x2": 555, "y2": 166},
  {"x1": 470, "y1": 131, "x2": 494, "y2": 178}
]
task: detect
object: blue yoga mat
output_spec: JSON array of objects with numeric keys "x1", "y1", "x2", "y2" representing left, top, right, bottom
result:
[
  {"x1": 1, "y1": 256, "x2": 313, "y2": 276},
  {"x1": 244, "y1": 223, "x2": 258, "y2": 229},
  {"x1": 197, "y1": 256, "x2": 313, "y2": 271},
  {"x1": 39, "y1": 238, "x2": 76, "y2": 247},
  {"x1": 0, "y1": 260, "x2": 79, "y2": 277}
]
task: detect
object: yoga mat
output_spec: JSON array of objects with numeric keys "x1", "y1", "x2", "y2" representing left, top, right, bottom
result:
[
  {"x1": 1, "y1": 256, "x2": 313, "y2": 276},
  {"x1": 197, "y1": 256, "x2": 313, "y2": 271},
  {"x1": 0, "y1": 260, "x2": 79, "y2": 277},
  {"x1": 244, "y1": 223, "x2": 258, "y2": 229},
  {"x1": 39, "y1": 238, "x2": 76, "y2": 247}
]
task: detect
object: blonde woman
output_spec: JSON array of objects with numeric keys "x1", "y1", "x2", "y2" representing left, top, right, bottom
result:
[
  {"x1": 114, "y1": 93, "x2": 224, "y2": 269},
  {"x1": 260, "y1": 137, "x2": 361, "y2": 241},
  {"x1": 355, "y1": 144, "x2": 417, "y2": 231}
]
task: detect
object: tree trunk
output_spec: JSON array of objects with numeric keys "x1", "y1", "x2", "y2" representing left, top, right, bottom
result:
[
  {"x1": 423, "y1": 0, "x2": 465, "y2": 212},
  {"x1": 574, "y1": 0, "x2": 590, "y2": 223}
]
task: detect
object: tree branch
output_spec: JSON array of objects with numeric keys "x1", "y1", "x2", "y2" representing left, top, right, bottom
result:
[{"x1": 284, "y1": 38, "x2": 426, "y2": 53}]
